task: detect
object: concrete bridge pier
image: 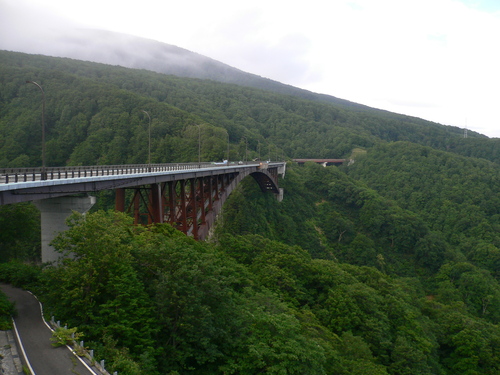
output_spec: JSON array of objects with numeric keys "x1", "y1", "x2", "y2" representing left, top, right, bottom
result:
[
  {"x1": 34, "y1": 196, "x2": 96, "y2": 263},
  {"x1": 276, "y1": 188, "x2": 284, "y2": 202}
]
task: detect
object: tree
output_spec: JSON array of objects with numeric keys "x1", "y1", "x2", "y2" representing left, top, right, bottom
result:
[
  {"x1": 0, "y1": 202, "x2": 40, "y2": 261},
  {"x1": 44, "y1": 211, "x2": 156, "y2": 355}
]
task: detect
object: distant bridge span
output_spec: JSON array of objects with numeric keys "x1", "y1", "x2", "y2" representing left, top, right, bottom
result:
[
  {"x1": 292, "y1": 158, "x2": 346, "y2": 166},
  {"x1": 0, "y1": 162, "x2": 286, "y2": 262}
]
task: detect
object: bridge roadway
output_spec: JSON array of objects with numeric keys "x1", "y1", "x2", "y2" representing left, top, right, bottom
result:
[{"x1": 0, "y1": 162, "x2": 284, "y2": 205}]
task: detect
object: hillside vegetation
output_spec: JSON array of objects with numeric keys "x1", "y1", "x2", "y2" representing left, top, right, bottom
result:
[
  {"x1": 1, "y1": 50, "x2": 500, "y2": 374},
  {"x1": 2, "y1": 50, "x2": 499, "y2": 169}
]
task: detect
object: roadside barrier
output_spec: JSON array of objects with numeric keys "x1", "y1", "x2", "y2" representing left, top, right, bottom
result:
[{"x1": 49, "y1": 317, "x2": 116, "y2": 375}]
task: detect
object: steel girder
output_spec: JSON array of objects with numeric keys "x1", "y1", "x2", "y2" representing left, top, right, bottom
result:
[{"x1": 115, "y1": 168, "x2": 281, "y2": 240}]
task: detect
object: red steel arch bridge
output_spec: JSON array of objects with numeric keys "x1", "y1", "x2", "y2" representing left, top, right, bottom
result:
[{"x1": 0, "y1": 161, "x2": 286, "y2": 262}]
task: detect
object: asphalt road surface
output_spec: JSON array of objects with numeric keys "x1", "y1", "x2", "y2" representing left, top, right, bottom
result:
[{"x1": 1, "y1": 284, "x2": 97, "y2": 375}]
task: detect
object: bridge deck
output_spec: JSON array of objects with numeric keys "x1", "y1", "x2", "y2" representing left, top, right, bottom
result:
[
  {"x1": 0, "y1": 162, "x2": 284, "y2": 205},
  {"x1": 292, "y1": 158, "x2": 346, "y2": 165}
]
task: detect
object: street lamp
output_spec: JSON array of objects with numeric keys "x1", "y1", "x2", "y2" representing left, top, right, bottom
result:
[
  {"x1": 141, "y1": 110, "x2": 151, "y2": 171},
  {"x1": 195, "y1": 124, "x2": 201, "y2": 165},
  {"x1": 226, "y1": 130, "x2": 230, "y2": 163},
  {"x1": 26, "y1": 81, "x2": 46, "y2": 180},
  {"x1": 241, "y1": 136, "x2": 248, "y2": 162}
]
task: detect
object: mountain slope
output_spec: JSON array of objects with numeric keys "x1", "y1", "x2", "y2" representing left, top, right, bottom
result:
[
  {"x1": 2, "y1": 50, "x2": 499, "y2": 170},
  {"x1": 0, "y1": 29, "x2": 463, "y2": 122},
  {"x1": 56, "y1": 30, "x2": 378, "y2": 108}
]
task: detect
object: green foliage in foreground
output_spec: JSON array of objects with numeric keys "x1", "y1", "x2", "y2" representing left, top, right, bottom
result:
[
  {"x1": 0, "y1": 200, "x2": 480, "y2": 374},
  {"x1": 40, "y1": 211, "x2": 345, "y2": 374},
  {"x1": 0, "y1": 260, "x2": 41, "y2": 290},
  {"x1": 0, "y1": 203, "x2": 40, "y2": 262},
  {"x1": 50, "y1": 326, "x2": 84, "y2": 347},
  {"x1": 0, "y1": 289, "x2": 15, "y2": 330}
]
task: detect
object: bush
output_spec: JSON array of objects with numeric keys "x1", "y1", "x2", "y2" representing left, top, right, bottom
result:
[
  {"x1": 0, "y1": 290, "x2": 15, "y2": 330},
  {"x1": 0, "y1": 261, "x2": 41, "y2": 289},
  {"x1": 50, "y1": 326, "x2": 84, "y2": 347}
]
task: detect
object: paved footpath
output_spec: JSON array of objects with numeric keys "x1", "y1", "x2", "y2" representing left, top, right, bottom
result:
[
  {"x1": 0, "y1": 284, "x2": 97, "y2": 375},
  {"x1": 0, "y1": 328, "x2": 24, "y2": 374}
]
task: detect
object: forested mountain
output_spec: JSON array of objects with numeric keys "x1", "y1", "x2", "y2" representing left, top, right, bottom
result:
[
  {"x1": 1, "y1": 50, "x2": 500, "y2": 374},
  {"x1": 3, "y1": 29, "x2": 374, "y2": 110},
  {"x1": 1, "y1": 50, "x2": 498, "y2": 169}
]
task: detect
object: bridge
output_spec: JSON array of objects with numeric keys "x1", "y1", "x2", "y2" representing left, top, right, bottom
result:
[
  {"x1": 292, "y1": 158, "x2": 346, "y2": 166},
  {"x1": 1, "y1": 162, "x2": 286, "y2": 262}
]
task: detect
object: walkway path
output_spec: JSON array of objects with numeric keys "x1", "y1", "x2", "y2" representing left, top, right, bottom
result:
[
  {"x1": 0, "y1": 328, "x2": 23, "y2": 374},
  {"x1": 0, "y1": 284, "x2": 97, "y2": 375}
]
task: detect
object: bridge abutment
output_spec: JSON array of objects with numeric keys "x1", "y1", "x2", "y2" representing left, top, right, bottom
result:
[{"x1": 34, "y1": 196, "x2": 96, "y2": 263}]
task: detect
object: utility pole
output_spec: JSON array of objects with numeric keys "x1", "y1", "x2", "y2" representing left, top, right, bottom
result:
[
  {"x1": 226, "y1": 130, "x2": 230, "y2": 162},
  {"x1": 26, "y1": 81, "x2": 46, "y2": 180},
  {"x1": 241, "y1": 136, "x2": 248, "y2": 162},
  {"x1": 141, "y1": 110, "x2": 152, "y2": 171},
  {"x1": 196, "y1": 124, "x2": 201, "y2": 166}
]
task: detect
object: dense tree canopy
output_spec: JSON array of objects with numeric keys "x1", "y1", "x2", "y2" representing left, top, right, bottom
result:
[{"x1": 2, "y1": 50, "x2": 499, "y2": 170}]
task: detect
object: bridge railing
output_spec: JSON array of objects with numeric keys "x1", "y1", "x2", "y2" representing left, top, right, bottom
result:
[{"x1": 0, "y1": 162, "x2": 266, "y2": 184}]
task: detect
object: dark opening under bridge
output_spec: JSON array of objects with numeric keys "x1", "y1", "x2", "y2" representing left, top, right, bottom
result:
[{"x1": 0, "y1": 162, "x2": 286, "y2": 262}]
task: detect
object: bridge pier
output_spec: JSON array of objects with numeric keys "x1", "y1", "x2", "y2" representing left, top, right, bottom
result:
[
  {"x1": 34, "y1": 196, "x2": 96, "y2": 263},
  {"x1": 150, "y1": 183, "x2": 163, "y2": 224},
  {"x1": 276, "y1": 188, "x2": 284, "y2": 202}
]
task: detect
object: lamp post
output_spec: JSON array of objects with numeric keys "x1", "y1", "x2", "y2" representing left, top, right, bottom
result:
[
  {"x1": 141, "y1": 110, "x2": 151, "y2": 171},
  {"x1": 195, "y1": 124, "x2": 201, "y2": 166},
  {"x1": 26, "y1": 81, "x2": 46, "y2": 180},
  {"x1": 241, "y1": 136, "x2": 248, "y2": 162},
  {"x1": 226, "y1": 130, "x2": 230, "y2": 163}
]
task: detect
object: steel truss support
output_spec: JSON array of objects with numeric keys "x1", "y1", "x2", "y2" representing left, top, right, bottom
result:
[
  {"x1": 115, "y1": 172, "x2": 240, "y2": 240},
  {"x1": 114, "y1": 165, "x2": 283, "y2": 240}
]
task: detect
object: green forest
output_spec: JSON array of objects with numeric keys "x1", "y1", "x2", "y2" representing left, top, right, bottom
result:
[{"x1": 1, "y1": 50, "x2": 500, "y2": 374}]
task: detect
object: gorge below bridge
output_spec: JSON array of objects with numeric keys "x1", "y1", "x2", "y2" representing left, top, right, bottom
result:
[{"x1": 0, "y1": 161, "x2": 286, "y2": 262}]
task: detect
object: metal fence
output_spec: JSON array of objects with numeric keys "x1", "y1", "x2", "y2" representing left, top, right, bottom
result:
[{"x1": 0, "y1": 162, "x2": 263, "y2": 184}]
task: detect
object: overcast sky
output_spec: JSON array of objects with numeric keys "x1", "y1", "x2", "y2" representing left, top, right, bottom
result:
[{"x1": 2, "y1": 0, "x2": 500, "y2": 138}]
